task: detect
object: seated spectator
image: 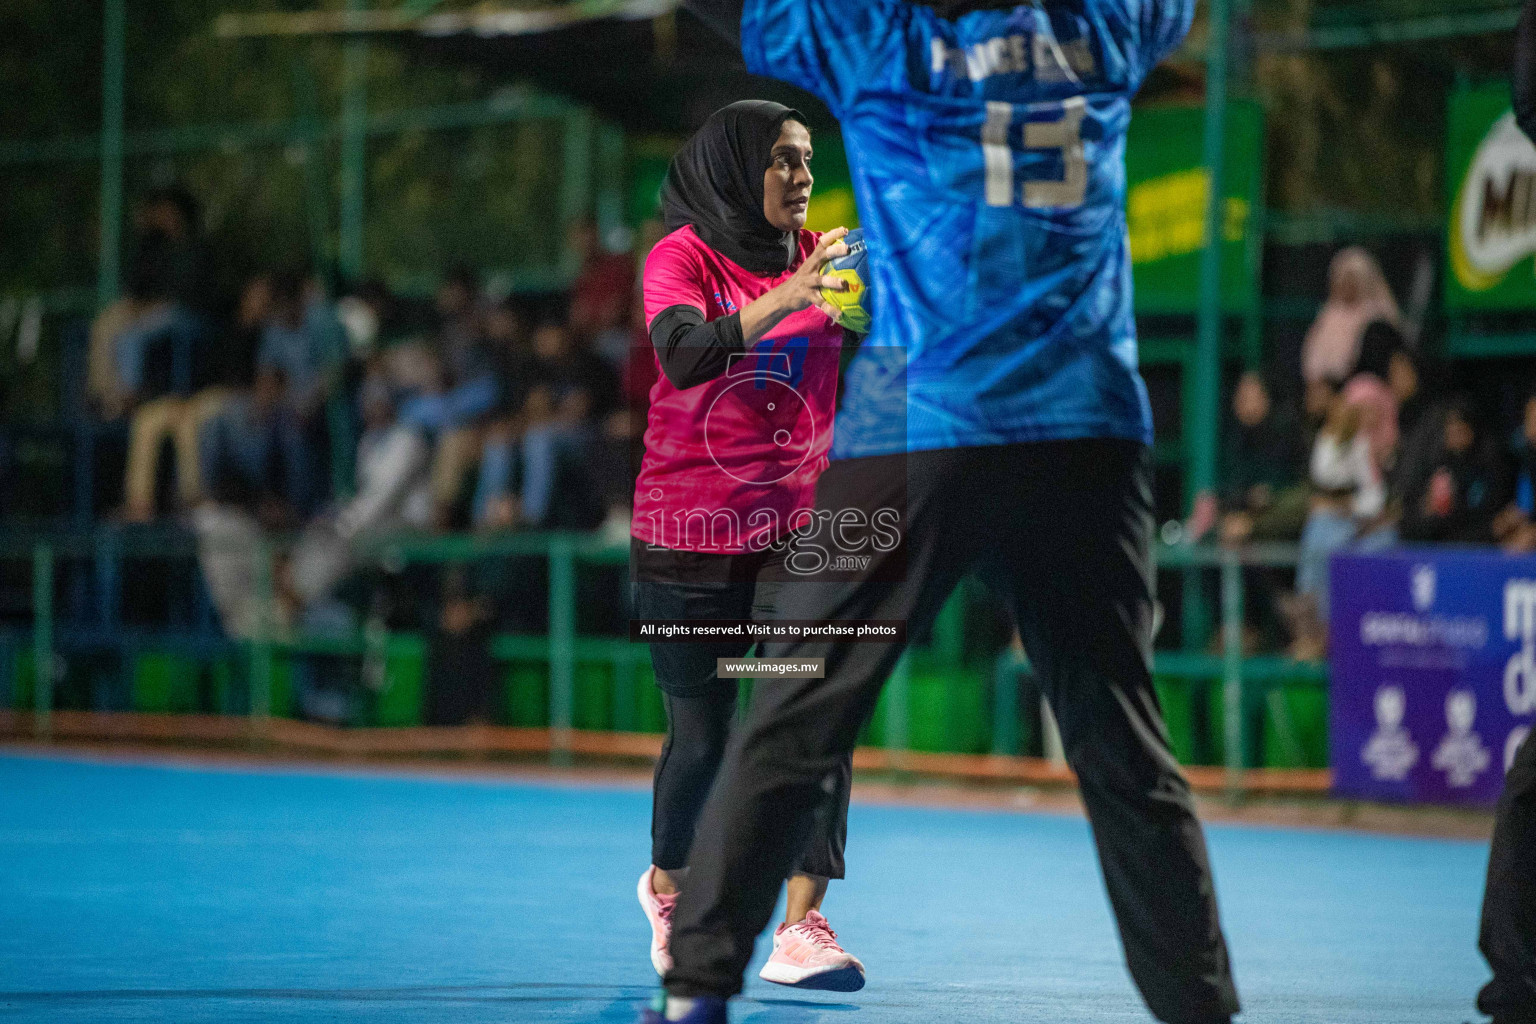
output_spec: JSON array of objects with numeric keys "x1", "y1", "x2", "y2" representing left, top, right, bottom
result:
[
  {"x1": 191, "y1": 368, "x2": 310, "y2": 642},
  {"x1": 1389, "y1": 346, "x2": 1432, "y2": 440},
  {"x1": 133, "y1": 184, "x2": 215, "y2": 315},
  {"x1": 335, "y1": 279, "x2": 396, "y2": 363},
  {"x1": 1367, "y1": 331, "x2": 1455, "y2": 530},
  {"x1": 1346, "y1": 319, "x2": 1415, "y2": 472},
  {"x1": 113, "y1": 190, "x2": 218, "y2": 405},
  {"x1": 251, "y1": 270, "x2": 345, "y2": 511},
  {"x1": 1352, "y1": 319, "x2": 1403, "y2": 383},
  {"x1": 1290, "y1": 389, "x2": 1394, "y2": 659},
  {"x1": 283, "y1": 375, "x2": 432, "y2": 727},
  {"x1": 1340, "y1": 371, "x2": 1399, "y2": 481},
  {"x1": 461, "y1": 307, "x2": 538, "y2": 531},
  {"x1": 1497, "y1": 393, "x2": 1536, "y2": 553},
  {"x1": 88, "y1": 300, "x2": 139, "y2": 423},
  {"x1": 482, "y1": 296, "x2": 526, "y2": 359},
  {"x1": 1302, "y1": 375, "x2": 1339, "y2": 448},
  {"x1": 121, "y1": 274, "x2": 264, "y2": 522},
  {"x1": 434, "y1": 266, "x2": 488, "y2": 384},
  {"x1": 191, "y1": 500, "x2": 276, "y2": 643},
  {"x1": 473, "y1": 318, "x2": 619, "y2": 532},
  {"x1": 1189, "y1": 373, "x2": 1340, "y2": 550},
  {"x1": 257, "y1": 270, "x2": 346, "y2": 427},
  {"x1": 1192, "y1": 372, "x2": 1324, "y2": 546},
  {"x1": 87, "y1": 241, "x2": 184, "y2": 422},
  {"x1": 288, "y1": 373, "x2": 433, "y2": 610},
  {"x1": 1399, "y1": 399, "x2": 1510, "y2": 545},
  {"x1": 342, "y1": 376, "x2": 434, "y2": 539},
  {"x1": 568, "y1": 218, "x2": 636, "y2": 370},
  {"x1": 1212, "y1": 372, "x2": 1307, "y2": 653},
  {"x1": 223, "y1": 274, "x2": 272, "y2": 394},
  {"x1": 394, "y1": 358, "x2": 500, "y2": 527},
  {"x1": 199, "y1": 368, "x2": 314, "y2": 527},
  {"x1": 408, "y1": 271, "x2": 502, "y2": 527},
  {"x1": 1218, "y1": 371, "x2": 1307, "y2": 546},
  {"x1": 1302, "y1": 246, "x2": 1400, "y2": 386},
  {"x1": 1353, "y1": 319, "x2": 1433, "y2": 442}
]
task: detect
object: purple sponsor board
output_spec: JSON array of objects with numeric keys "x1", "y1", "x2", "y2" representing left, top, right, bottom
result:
[{"x1": 1330, "y1": 549, "x2": 1536, "y2": 806}]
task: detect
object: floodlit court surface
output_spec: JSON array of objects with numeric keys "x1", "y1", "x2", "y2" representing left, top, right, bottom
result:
[{"x1": 0, "y1": 750, "x2": 1492, "y2": 1023}]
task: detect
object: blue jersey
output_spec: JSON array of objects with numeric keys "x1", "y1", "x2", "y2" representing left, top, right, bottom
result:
[{"x1": 740, "y1": 0, "x2": 1194, "y2": 456}]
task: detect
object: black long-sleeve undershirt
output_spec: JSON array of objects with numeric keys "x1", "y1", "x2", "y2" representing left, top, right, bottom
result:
[
  {"x1": 1518, "y1": 0, "x2": 1536, "y2": 143},
  {"x1": 649, "y1": 304, "x2": 747, "y2": 390}
]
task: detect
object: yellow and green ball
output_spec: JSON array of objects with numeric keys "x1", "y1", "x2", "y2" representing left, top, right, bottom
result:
[{"x1": 820, "y1": 228, "x2": 871, "y2": 334}]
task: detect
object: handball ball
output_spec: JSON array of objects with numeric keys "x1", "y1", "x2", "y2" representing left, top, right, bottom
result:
[{"x1": 820, "y1": 228, "x2": 871, "y2": 334}]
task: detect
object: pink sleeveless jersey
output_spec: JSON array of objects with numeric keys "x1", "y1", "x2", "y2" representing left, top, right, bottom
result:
[{"x1": 633, "y1": 225, "x2": 841, "y2": 554}]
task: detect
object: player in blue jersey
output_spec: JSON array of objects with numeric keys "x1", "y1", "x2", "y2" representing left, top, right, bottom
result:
[
  {"x1": 1472, "y1": 9, "x2": 1536, "y2": 1022},
  {"x1": 642, "y1": 3, "x2": 1240, "y2": 1023}
]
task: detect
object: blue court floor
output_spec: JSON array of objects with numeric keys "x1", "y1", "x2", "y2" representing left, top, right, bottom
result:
[{"x1": 0, "y1": 751, "x2": 1491, "y2": 1023}]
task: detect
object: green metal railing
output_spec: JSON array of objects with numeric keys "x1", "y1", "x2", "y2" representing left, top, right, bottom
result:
[
  {"x1": 1157, "y1": 542, "x2": 1326, "y2": 797},
  {"x1": 1, "y1": 4, "x2": 626, "y2": 311},
  {"x1": 3, "y1": 528, "x2": 1322, "y2": 796},
  {"x1": 12, "y1": 1, "x2": 1523, "y2": 540}
]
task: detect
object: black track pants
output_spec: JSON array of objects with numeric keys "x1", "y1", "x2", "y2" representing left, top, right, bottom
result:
[{"x1": 665, "y1": 440, "x2": 1240, "y2": 1024}]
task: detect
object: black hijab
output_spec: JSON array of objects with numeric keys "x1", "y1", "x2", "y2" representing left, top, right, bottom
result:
[{"x1": 660, "y1": 100, "x2": 805, "y2": 276}]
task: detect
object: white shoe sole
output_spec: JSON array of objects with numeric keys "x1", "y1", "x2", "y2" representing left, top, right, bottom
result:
[
  {"x1": 636, "y1": 869, "x2": 672, "y2": 977},
  {"x1": 758, "y1": 958, "x2": 866, "y2": 992}
]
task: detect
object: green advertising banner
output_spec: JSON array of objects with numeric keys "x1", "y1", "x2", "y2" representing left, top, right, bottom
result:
[
  {"x1": 1124, "y1": 101, "x2": 1265, "y2": 315},
  {"x1": 800, "y1": 132, "x2": 860, "y2": 235},
  {"x1": 628, "y1": 143, "x2": 673, "y2": 227},
  {"x1": 1446, "y1": 85, "x2": 1536, "y2": 311}
]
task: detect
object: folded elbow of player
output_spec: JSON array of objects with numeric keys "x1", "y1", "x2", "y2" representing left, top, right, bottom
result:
[{"x1": 680, "y1": 0, "x2": 743, "y2": 47}]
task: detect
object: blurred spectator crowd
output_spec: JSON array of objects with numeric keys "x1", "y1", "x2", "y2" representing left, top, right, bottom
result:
[
  {"x1": 40, "y1": 185, "x2": 1536, "y2": 678},
  {"x1": 1191, "y1": 246, "x2": 1536, "y2": 658},
  {"x1": 76, "y1": 186, "x2": 656, "y2": 717}
]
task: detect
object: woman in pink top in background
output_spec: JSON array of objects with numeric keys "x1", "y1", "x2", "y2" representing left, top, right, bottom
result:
[
  {"x1": 630, "y1": 101, "x2": 867, "y2": 994},
  {"x1": 1302, "y1": 247, "x2": 1402, "y2": 386}
]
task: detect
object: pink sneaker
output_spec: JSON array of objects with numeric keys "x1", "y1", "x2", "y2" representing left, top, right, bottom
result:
[
  {"x1": 637, "y1": 867, "x2": 678, "y2": 976},
  {"x1": 757, "y1": 910, "x2": 866, "y2": 991}
]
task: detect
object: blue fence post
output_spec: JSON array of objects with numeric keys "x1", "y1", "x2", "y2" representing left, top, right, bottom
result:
[
  {"x1": 249, "y1": 540, "x2": 274, "y2": 740},
  {"x1": 33, "y1": 543, "x2": 55, "y2": 741},
  {"x1": 991, "y1": 651, "x2": 1021, "y2": 756},
  {"x1": 1221, "y1": 551, "x2": 1246, "y2": 799},
  {"x1": 96, "y1": 0, "x2": 126, "y2": 309},
  {"x1": 612, "y1": 649, "x2": 637, "y2": 733},
  {"x1": 73, "y1": 421, "x2": 96, "y2": 531},
  {"x1": 885, "y1": 650, "x2": 911, "y2": 774},
  {"x1": 0, "y1": 637, "x2": 13, "y2": 712},
  {"x1": 548, "y1": 538, "x2": 576, "y2": 766}
]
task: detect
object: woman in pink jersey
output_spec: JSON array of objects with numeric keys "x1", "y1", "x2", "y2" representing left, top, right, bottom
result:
[{"x1": 631, "y1": 100, "x2": 865, "y2": 993}]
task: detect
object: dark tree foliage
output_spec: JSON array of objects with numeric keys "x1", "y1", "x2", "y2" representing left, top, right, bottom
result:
[{"x1": 0, "y1": 0, "x2": 567, "y2": 302}]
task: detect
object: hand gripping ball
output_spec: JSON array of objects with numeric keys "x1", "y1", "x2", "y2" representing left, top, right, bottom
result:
[{"x1": 820, "y1": 228, "x2": 871, "y2": 334}]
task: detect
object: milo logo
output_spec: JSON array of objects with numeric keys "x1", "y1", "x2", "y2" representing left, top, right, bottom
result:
[{"x1": 1451, "y1": 112, "x2": 1536, "y2": 294}]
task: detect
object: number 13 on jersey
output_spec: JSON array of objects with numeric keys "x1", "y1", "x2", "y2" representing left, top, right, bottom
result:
[{"x1": 981, "y1": 97, "x2": 1087, "y2": 209}]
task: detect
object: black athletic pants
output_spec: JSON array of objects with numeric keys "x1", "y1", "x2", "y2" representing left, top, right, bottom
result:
[
  {"x1": 633, "y1": 542, "x2": 851, "y2": 879},
  {"x1": 1480, "y1": 729, "x2": 1536, "y2": 1023},
  {"x1": 665, "y1": 440, "x2": 1241, "y2": 1024}
]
